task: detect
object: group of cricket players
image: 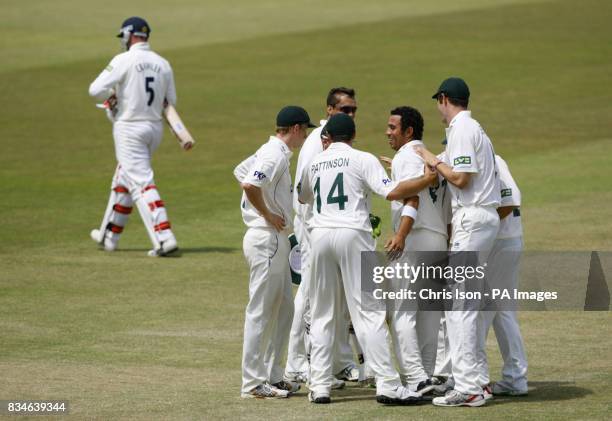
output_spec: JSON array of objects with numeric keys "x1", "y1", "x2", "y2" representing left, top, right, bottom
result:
[
  {"x1": 234, "y1": 80, "x2": 528, "y2": 407},
  {"x1": 86, "y1": 17, "x2": 527, "y2": 409}
]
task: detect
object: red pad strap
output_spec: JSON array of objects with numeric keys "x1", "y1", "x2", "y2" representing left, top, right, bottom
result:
[
  {"x1": 107, "y1": 223, "x2": 124, "y2": 234},
  {"x1": 148, "y1": 200, "x2": 165, "y2": 211},
  {"x1": 154, "y1": 221, "x2": 171, "y2": 232},
  {"x1": 113, "y1": 186, "x2": 129, "y2": 194},
  {"x1": 113, "y1": 204, "x2": 133, "y2": 214},
  {"x1": 142, "y1": 185, "x2": 157, "y2": 193}
]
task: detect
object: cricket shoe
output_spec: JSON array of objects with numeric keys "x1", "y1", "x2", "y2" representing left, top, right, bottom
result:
[
  {"x1": 376, "y1": 386, "x2": 421, "y2": 405},
  {"x1": 271, "y1": 380, "x2": 300, "y2": 395},
  {"x1": 147, "y1": 238, "x2": 179, "y2": 257},
  {"x1": 90, "y1": 229, "x2": 117, "y2": 252},
  {"x1": 336, "y1": 365, "x2": 359, "y2": 382},
  {"x1": 332, "y1": 378, "x2": 346, "y2": 390},
  {"x1": 308, "y1": 391, "x2": 331, "y2": 404},
  {"x1": 412, "y1": 378, "x2": 437, "y2": 400},
  {"x1": 432, "y1": 376, "x2": 454, "y2": 396},
  {"x1": 241, "y1": 383, "x2": 289, "y2": 399},
  {"x1": 483, "y1": 384, "x2": 494, "y2": 401},
  {"x1": 284, "y1": 371, "x2": 308, "y2": 384},
  {"x1": 432, "y1": 390, "x2": 486, "y2": 407},
  {"x1": 492, "y1": 382, "x2": 528, "y2": 396}
]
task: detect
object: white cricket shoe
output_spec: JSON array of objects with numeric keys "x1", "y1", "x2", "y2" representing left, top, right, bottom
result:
[
  {"x1": 432, "y1": 389, "x2": 486, "y2": 407},
  {"x1": 241, "y1": 383, "x2": 289, "y2": 399},
  {"x1": 271, "y1": 380, "x2": 300, "y2": 394},
  {"x1": 308, "y1": 391, "x2": 331, "y2": 404},
  {"x1": 483, "y1": 384, "x2": 494, "y2": 401},
  {"x1": 336, "y1": 365, "x2": 359, "y2": 382},
  {"x1": 90, "y1": 229, "x2": 117, "y2": 251},
  {"x1": 284, "y1": 371, "x2": 308, "y2": 384},
  {"x1": 492, "y1": 382, "x2": 528, "y2": 396},
  {"x1": 376, "y1": 386, "x2": 421, "y2": 405},
  {"x1": 147, "y1": 238, "x2": 179, "y2": 257},
  {"x1": 332, "y1": 378, "x2": 346, "y2": 390}
]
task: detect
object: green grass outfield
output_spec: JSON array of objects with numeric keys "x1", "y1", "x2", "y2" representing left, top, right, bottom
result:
[{"x1": 1, "y1": 0, "x2": 611, "y2": 419}]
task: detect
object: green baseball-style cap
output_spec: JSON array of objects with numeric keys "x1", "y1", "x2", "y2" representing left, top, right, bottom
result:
[
  {"x1": 432, "y1": 77, "x2": 470, "y2": 100},
  {"x1": 322, "y1": 113, "x2": 355, "y2": 141},
  {"x1": 276, "y1": 106, "x2": 316, "y2": 128}
]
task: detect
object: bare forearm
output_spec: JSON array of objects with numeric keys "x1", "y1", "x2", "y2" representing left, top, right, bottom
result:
[
  {"x1": 387, "y1": 177, "x2": 430, "y2": 201},
  {"x1": 435, "y1": 162, "x2": 470, "y2": 188},
  {"x1": 242, "y1": 184, "x2": 270, "y2": 218}
]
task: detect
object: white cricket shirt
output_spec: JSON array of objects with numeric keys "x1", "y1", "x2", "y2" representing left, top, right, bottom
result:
[
  {"x1": 89, "y1": 42, "x2": 177, "y2": 122},
  {"x1": 298, "y1": 142, "x2": 396, "y2": 232},
  {"x1": 445, "y1": 111, "x2": 501, "y2": 210},
  {"x1": 234, "y1": 136, "x2": 294, "y2": 231},
  {"x1": 293, "y1": 120, "x2": 326, "y2": 228},
  {"x1": 495, "y1": 155, "x2": 523, "y2": 239},
  {"x1": 391, "y1": 140, "x2": 447, "y2": 237}
]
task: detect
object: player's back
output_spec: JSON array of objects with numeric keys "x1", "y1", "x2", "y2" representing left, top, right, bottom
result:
[
  {"x1": 304, "y1": 142, "x2": 393, "y2": 233},
  {"x1": 114, "y1": 43, "x2": 175, "y2": 122}
]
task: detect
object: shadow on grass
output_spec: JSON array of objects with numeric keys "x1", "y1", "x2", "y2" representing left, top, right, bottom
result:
[
  {"x1": 492, "y1": 381, "x2": 592, "y2": 405},
  {"x1": 117, "y1": 246, "x2": 238, "y2": 254}
]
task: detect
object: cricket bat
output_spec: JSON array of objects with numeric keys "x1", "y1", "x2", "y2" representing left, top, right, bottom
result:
[{"x1": 164, "y1": 104, "x2": 195, "y2": 150}]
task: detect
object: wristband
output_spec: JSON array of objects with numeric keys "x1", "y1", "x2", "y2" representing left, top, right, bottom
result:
[{"x1": 401, "y1": 205, "x2": 418, "y2": 220}]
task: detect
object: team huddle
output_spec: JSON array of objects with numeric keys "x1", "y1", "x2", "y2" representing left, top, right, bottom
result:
[
  {"x1": 86, "y1": 15, "x2": 527, "y2": 409},
  {"x1": 234, "y1": 83, "x2": 527, "y2": 406}
]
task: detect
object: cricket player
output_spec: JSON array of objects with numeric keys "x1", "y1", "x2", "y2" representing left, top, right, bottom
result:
[
  {"x1": 382, "y1": 106, "x2": 450, "y2": 396},
  {"x1": 476, "y1": 155, "x2": 528, "y2": 396},
  {"x1": 234, "y1": 106, "x2": 314, "y2": 399},
  {"x1": 298, "y1": 113, "x2": 437, "y2": 404},
  {"x1": 88, "y1": 17, "x2": 180, "y2": 257},
  {"x1": 285, "y1": 87, "x2": 359, "y2": 385},
  {"x1": 417, "y1": 77, "x2": 501, "y2": 407}
]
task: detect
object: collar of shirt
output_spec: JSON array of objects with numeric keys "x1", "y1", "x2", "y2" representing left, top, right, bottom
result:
[
  {"x1": 448, "y1": 110, "x2": 471, "y2": 129},
  {"x1": 397, "y1": 139, "x2": 424, "y2": 153},
  {"x1": 130, "y1": 42, "x2": 151, "y2": 51},
  {"x1": 326, "y1": 142, "x2": 351, "y2": 152},
  {"x1": 269, "y1": 136, "x2": 293, "y2": 159}
]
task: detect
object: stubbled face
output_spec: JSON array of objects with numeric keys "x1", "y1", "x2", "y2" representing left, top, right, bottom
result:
[
  {"x1": 437, "y1": 95, "x2": 449, "y2": 125},
  {"x1": 327, "y1": 95, "x2": 357, "y2": 119},
  {"x1": 386, "y1": 115, "x2": 411, "y2": 151}
]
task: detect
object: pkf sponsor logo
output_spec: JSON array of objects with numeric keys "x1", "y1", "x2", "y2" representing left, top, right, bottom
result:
[
  {"x1": 253, "y1": 170, "x2": 267, "y2": 181},
  {"x1": 382, "y1": 178, "x2": 392, "y2": 185}
]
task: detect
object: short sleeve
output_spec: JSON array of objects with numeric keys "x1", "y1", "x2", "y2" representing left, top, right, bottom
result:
[
  {"x1": 496, "y1": 156, "x2": 521, "y2": 207},
  {"x1": 394, "y1": 151, "x2": 424, "y2": 181},
  {"x1": 362, "y1": 153, "x2": 397, "y2": 197},
  {"x1": 448, "y1": 127, "x2": 478, "y2": 173},
  {"x1": 243, "y1": 148, "x2": 279, "y2": 187},
  {"x1": 233, "y1": 154, "x2": 256, "y2": 183}
]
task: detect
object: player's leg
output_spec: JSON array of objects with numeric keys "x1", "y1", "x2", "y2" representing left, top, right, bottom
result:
[
  {"x1": 113, "y1": 121, "x2": 178, "y2": 256},
  {"x1": 240, "y1": 228, "x2": 290, "y2": 397},
  {"x1": 266, "y1": 233, "x2": 295, "y2": 387},
  {"x1": 333, "y1": 298, "x2": 359, "y2": 381},
  {"x1": 308, "y1": 228, "x2": 341, "y2": 400},
  {"x1": 91, "y1": 164, "x2": 134, "y2": 251},
  {"x1": 284, "y1": 217, "x2": 310, "y2": 381},
  {"x1": 335, "y1": 229, "x2": 407, "y2": 400},
  {"x1": 492, "y1": 237, "x2": 528, "y2": 394}
]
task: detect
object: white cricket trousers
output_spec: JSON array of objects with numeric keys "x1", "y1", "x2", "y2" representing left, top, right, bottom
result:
[
  {"x1": 388, "y1": 229, "x2": 447, "y2": 386},
  {"x1": 309, "y1": 228, "x2": 401, "y2": 396},
  {"x1": 477, "y1": 236, "x2": 528, "y2": 390},
  {"x1": 241, "y1": 227, "x2": 294, "y2": 393},
  {"x1": 447, "y1": 206, "x2": 499, "y2": 395}
]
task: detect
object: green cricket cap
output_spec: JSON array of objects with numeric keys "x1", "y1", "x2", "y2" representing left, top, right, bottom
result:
[
  {"x1": 432, "y1": 77, "x2": 470, "y2": 100},
  {"x1": 322, "y1": 113, "x2": 355, "y2": 141},
  {"x1": 276, "y1": 106, "x2": 316, "y2": 128}
]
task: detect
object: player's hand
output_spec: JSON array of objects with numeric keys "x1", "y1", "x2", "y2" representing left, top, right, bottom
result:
[
  {"x1": 379, "y1": 156, "x2": 393, "y2": 170},
  {"x1": 264, "y1": 212, "x2": 286, "y2": 232},
  {"x1": 414, "y1": 146, "x2": 438, "y2": 167},
  {"x1": 423, "y1": 162, "x2": 438, "y2": 184},
  {"x1": 385, "y1": 234, "x2": 406, "y2": 261}
]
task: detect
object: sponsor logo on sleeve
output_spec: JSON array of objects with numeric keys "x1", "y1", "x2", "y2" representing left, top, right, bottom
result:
[
  {"x1": 453, "y1": 156, "x2": 471, "y2": 166},
  {"x1": 382, "y1": 178, "x2": 392, "y2": 185},
  {"x1": 253, "y1": 170, "x2": 267, "y2": 180},
  {"x1": 501, "y1": 188, "x2": 513, "y2": 197}
]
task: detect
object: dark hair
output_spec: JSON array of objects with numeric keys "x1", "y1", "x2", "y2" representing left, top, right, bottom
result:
[
  {"x1": 446, "y1": 96, "x2": 469, "y2": 108},
  {"x1": 390, "y1": 106, "x2": 424, "y2": 140},
  {"x1": 326, "y1": 87, "x2": 356, "y2": 107}
]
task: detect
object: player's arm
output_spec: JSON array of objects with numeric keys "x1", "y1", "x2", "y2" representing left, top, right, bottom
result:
[
  {"x1": 242, "y1": 183, "x2": 285, "y2": 231},
  {"x1": 233, "y1": 155, "x2": 256, "y2": 183},
  {"x1": 385, "y1": 196, "x2": 419, "y2": 258},
  {"x1": 416, "y1": 140, "x2": 476, "y2": 189},
  {"x1": 496, "y1": 155, "x2": 521, "y2": 220},
  {"x1": 497, "y1": 206, "x2": 516, "y2": 219},
  {"x1": 89, "y1": 57, "x2": 124, "y2": 101},
  {"x1": 417, "y1": 147, "x2": 471, "y2": 188},
  {"x1": 386, "y1": 165, "x2": 437, "y2": 201}
]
